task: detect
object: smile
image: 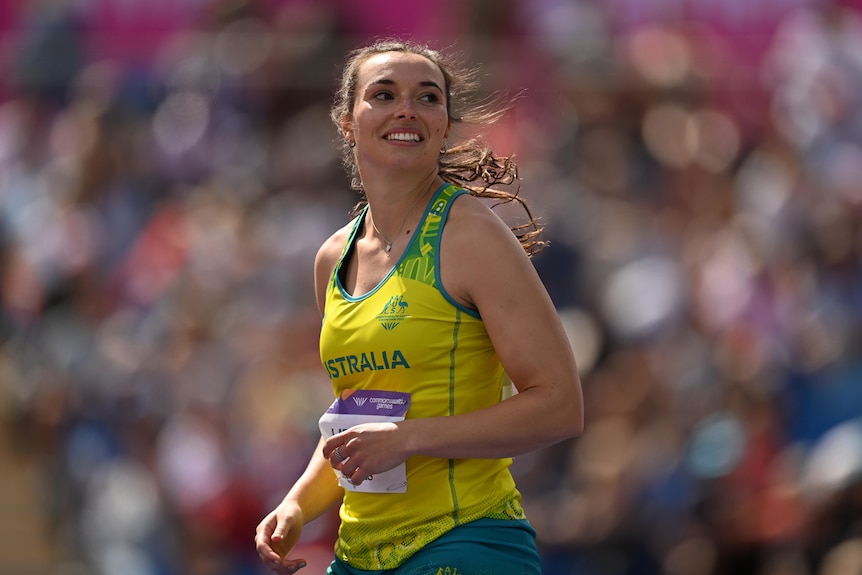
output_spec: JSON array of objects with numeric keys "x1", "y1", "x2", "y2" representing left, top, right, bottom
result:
[{"x1": 385, "y1": 132, "x2": 421, "y2": 142}]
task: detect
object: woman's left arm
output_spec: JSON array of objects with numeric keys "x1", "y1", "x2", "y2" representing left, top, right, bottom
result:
[
  {"x1": 322, "y1": 196, "x2": 583, "y2": 478},
  {"x1": 405, "y1": 196, "x2": 584, "y2": 458}
]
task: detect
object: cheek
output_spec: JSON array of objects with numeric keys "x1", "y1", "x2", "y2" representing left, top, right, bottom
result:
[{"x1": 351, "y1": 103, "x2": 375, "y2": 130}]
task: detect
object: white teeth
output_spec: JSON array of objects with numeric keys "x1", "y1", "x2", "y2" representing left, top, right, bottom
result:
[{"x1": 386, "y1": 133, "x2": 420, "y2": 142}]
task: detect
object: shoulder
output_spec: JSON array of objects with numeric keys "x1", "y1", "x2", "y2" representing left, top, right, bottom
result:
[
  {"x1": 313, "y1": 217, "x2": 357, "y2": 313},
  {"x1": 444, "y1": 193, "x2": 526, "y2": 256},
  {"x1": 315, "y1": 219, "x2": 354, "y2": 276},
  {"x1": 440, "y1": 193, "x2": 537, "y2": 310}
]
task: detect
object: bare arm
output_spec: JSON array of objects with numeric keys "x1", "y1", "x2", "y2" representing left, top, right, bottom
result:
[
  {"x1": 323, "y1": 196, "x2": 583, "y2": 478},
  {"x1": 255, "y1": 437, "x2": 344, "y2": 572},
  {"x1": 408, "y1": 196, "x2": 583, "y2": 457},
  {"x1": 255, "y1": 234, "x2": 349, "y2": 571},
  {"x1": 280, "y1": 437, "x2": 345, "y2": 522}
]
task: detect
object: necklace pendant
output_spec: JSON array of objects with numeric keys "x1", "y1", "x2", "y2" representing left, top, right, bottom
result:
[{"x1": 385, "y1": 243, "x2": 392, "y2": 252}]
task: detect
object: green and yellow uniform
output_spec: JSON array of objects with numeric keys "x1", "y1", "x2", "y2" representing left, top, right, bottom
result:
[{"x1": 319, "y1": 184, "x2": 531, "y2": 571}]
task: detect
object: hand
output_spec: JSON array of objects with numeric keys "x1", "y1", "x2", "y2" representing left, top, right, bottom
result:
[
  {"x1": 254, "y1": 502, "x2": 307, "y2": 573},
  {"x1": 323, "y1": 422, "x2": 407, "y2": 486}
]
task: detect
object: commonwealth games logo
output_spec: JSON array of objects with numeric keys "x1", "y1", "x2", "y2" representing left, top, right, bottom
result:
[{"x1": 377, "y1": 295, "x2": 410, "y2": 331}]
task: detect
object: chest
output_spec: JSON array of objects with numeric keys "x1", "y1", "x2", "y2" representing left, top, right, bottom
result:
[{"x1": 340, "y1": 242, "x2": 394, "y2": 298}]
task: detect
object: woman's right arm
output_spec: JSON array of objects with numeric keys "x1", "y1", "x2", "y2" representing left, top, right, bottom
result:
[
  {"x1": 254, "y1": 437, "x2": 344, "y2": 572},
  {"x1": 255, "y1": 229, "x2": 349, "y2": 572}
]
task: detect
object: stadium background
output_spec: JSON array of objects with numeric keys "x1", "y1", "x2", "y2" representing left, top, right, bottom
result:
[{"x1": 2, "y1": 0, "x2": 862, "y2": 574}]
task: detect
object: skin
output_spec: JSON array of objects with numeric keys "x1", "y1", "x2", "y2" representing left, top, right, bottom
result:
[{"x1": 254, "y1": 51, "x2": 584, "y2": 573}]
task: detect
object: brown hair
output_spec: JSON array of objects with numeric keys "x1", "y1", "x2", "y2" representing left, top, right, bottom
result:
[{"x1": 330, "y1": 38, "x2": 546, "y2": 256}]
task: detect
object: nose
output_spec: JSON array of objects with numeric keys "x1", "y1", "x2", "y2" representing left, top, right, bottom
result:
[{"x1": 395, "y1": 99, "x2": 417, "y2": 120}]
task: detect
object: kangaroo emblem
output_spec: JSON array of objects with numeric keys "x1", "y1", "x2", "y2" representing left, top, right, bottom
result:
[{"x1": 378, "y1": 295, "x2": 410, "y2": 330}]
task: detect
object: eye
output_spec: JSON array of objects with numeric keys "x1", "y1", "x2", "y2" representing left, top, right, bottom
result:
[
  {"x1": 373, "y1": 91, "x2": 394, "y2": 101},
  {"x1": 419, "y1": 93, "x2": 441, "y2": 104}
]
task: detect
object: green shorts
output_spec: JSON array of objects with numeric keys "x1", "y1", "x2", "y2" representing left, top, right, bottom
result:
[{"x1": 326, "y1": 518, "x2": 540, "y2": 575}]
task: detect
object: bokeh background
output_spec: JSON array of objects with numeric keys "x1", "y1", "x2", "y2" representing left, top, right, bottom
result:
[{"x1": 2, "y1": 0, "x2": 862, "y2": 574}]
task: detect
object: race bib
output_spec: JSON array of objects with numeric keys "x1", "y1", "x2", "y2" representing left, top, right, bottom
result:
[{"x1": 318, "y1": 389, "x2": 411, "y2": 493}]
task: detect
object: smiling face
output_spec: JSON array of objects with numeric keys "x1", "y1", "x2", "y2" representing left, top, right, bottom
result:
[{"x1": 342, "y1": 51, "x2": 451, "y2": 179}]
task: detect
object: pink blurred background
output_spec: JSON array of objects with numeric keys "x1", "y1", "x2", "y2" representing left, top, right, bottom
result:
[{"x1": 2, "y1": 1, "x2": 862, "y2": 574}]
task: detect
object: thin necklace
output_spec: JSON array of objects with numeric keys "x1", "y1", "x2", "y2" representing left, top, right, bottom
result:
[{"x1": 368, "y1": 182, "x2": 436, "y2": 253}]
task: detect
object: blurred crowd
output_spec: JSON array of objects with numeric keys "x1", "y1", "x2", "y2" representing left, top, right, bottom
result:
[{"x1": 2, "y1": 1, "x2": 862, "y2": 574}]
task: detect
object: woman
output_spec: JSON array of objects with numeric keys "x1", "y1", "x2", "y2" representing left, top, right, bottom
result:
[{"x1": 255, "y1": 38, "x2": 583, "y2": 575}]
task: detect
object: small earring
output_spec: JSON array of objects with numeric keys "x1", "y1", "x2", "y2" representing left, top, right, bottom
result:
[
  {"x1": 439, "y1": 139, "x2": 448, "y2": 155},
  {"x1": 349, "y1": 140, "x2": 356, "y2": 148}
]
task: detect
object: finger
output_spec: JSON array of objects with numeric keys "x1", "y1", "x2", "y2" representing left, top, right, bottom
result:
[
  {"x1": 323, "y1": 428, "x2": 360, "y2": 456},
  {"x1": 256, "y1": 544, "x2": 282, "y2": 567},
  {"x1": 321, "y1": 434, "x2": 342, "y2": 459},
  {"x1": 269, "y1": 518, "x2": 298, "y2": 560},
  {"x1": 271, "y1": 519, "x2": 289, "y2": 549},
  {"x1": 275, "y1": 558, "x2": 308, "y2": 574},
  {"x1": 255, "y1": 531, "x2": 282, "y2": 564},
  {"x1": 257, "y1": 546, "x2": 285, "y2": 570},
  {"x1": 340, "y1": 455, "x2": 362, "y2": 479},
  {"x1": 256, "y1": 535, "x2": 305, "y2": 571},
  {"x1": 329, "y1": 444, "x2": 348, "y2": 470},
  {"x1": 346, "y1": 466, "x2": 374, "y2": 486}
]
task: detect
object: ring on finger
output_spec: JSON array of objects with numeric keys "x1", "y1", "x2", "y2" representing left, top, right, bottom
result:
[{"x1": 334, "y1": 446, "x2": 345, "y2": 461}]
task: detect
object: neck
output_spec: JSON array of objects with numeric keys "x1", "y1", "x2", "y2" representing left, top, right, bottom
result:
[
  {"x1": 365, "y1": 172, "x2": 440, "y2": 228},
  {"x1": 364, "y1": 174, "x2": 440, "y2": 251}
]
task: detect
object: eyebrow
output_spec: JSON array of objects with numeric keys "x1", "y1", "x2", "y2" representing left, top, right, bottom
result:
[{"x1": 369, "y1": 78, "x2": 444, "y2": 92}]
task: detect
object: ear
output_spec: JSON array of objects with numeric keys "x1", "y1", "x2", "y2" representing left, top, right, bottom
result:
[{"x1": 341, "y1": 116, "x2": 354, "y2": 146}]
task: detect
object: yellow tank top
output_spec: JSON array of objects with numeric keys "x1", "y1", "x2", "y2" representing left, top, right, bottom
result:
[{"x1": 319, "y1": 183, "x2": 526, "y2": 570}]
